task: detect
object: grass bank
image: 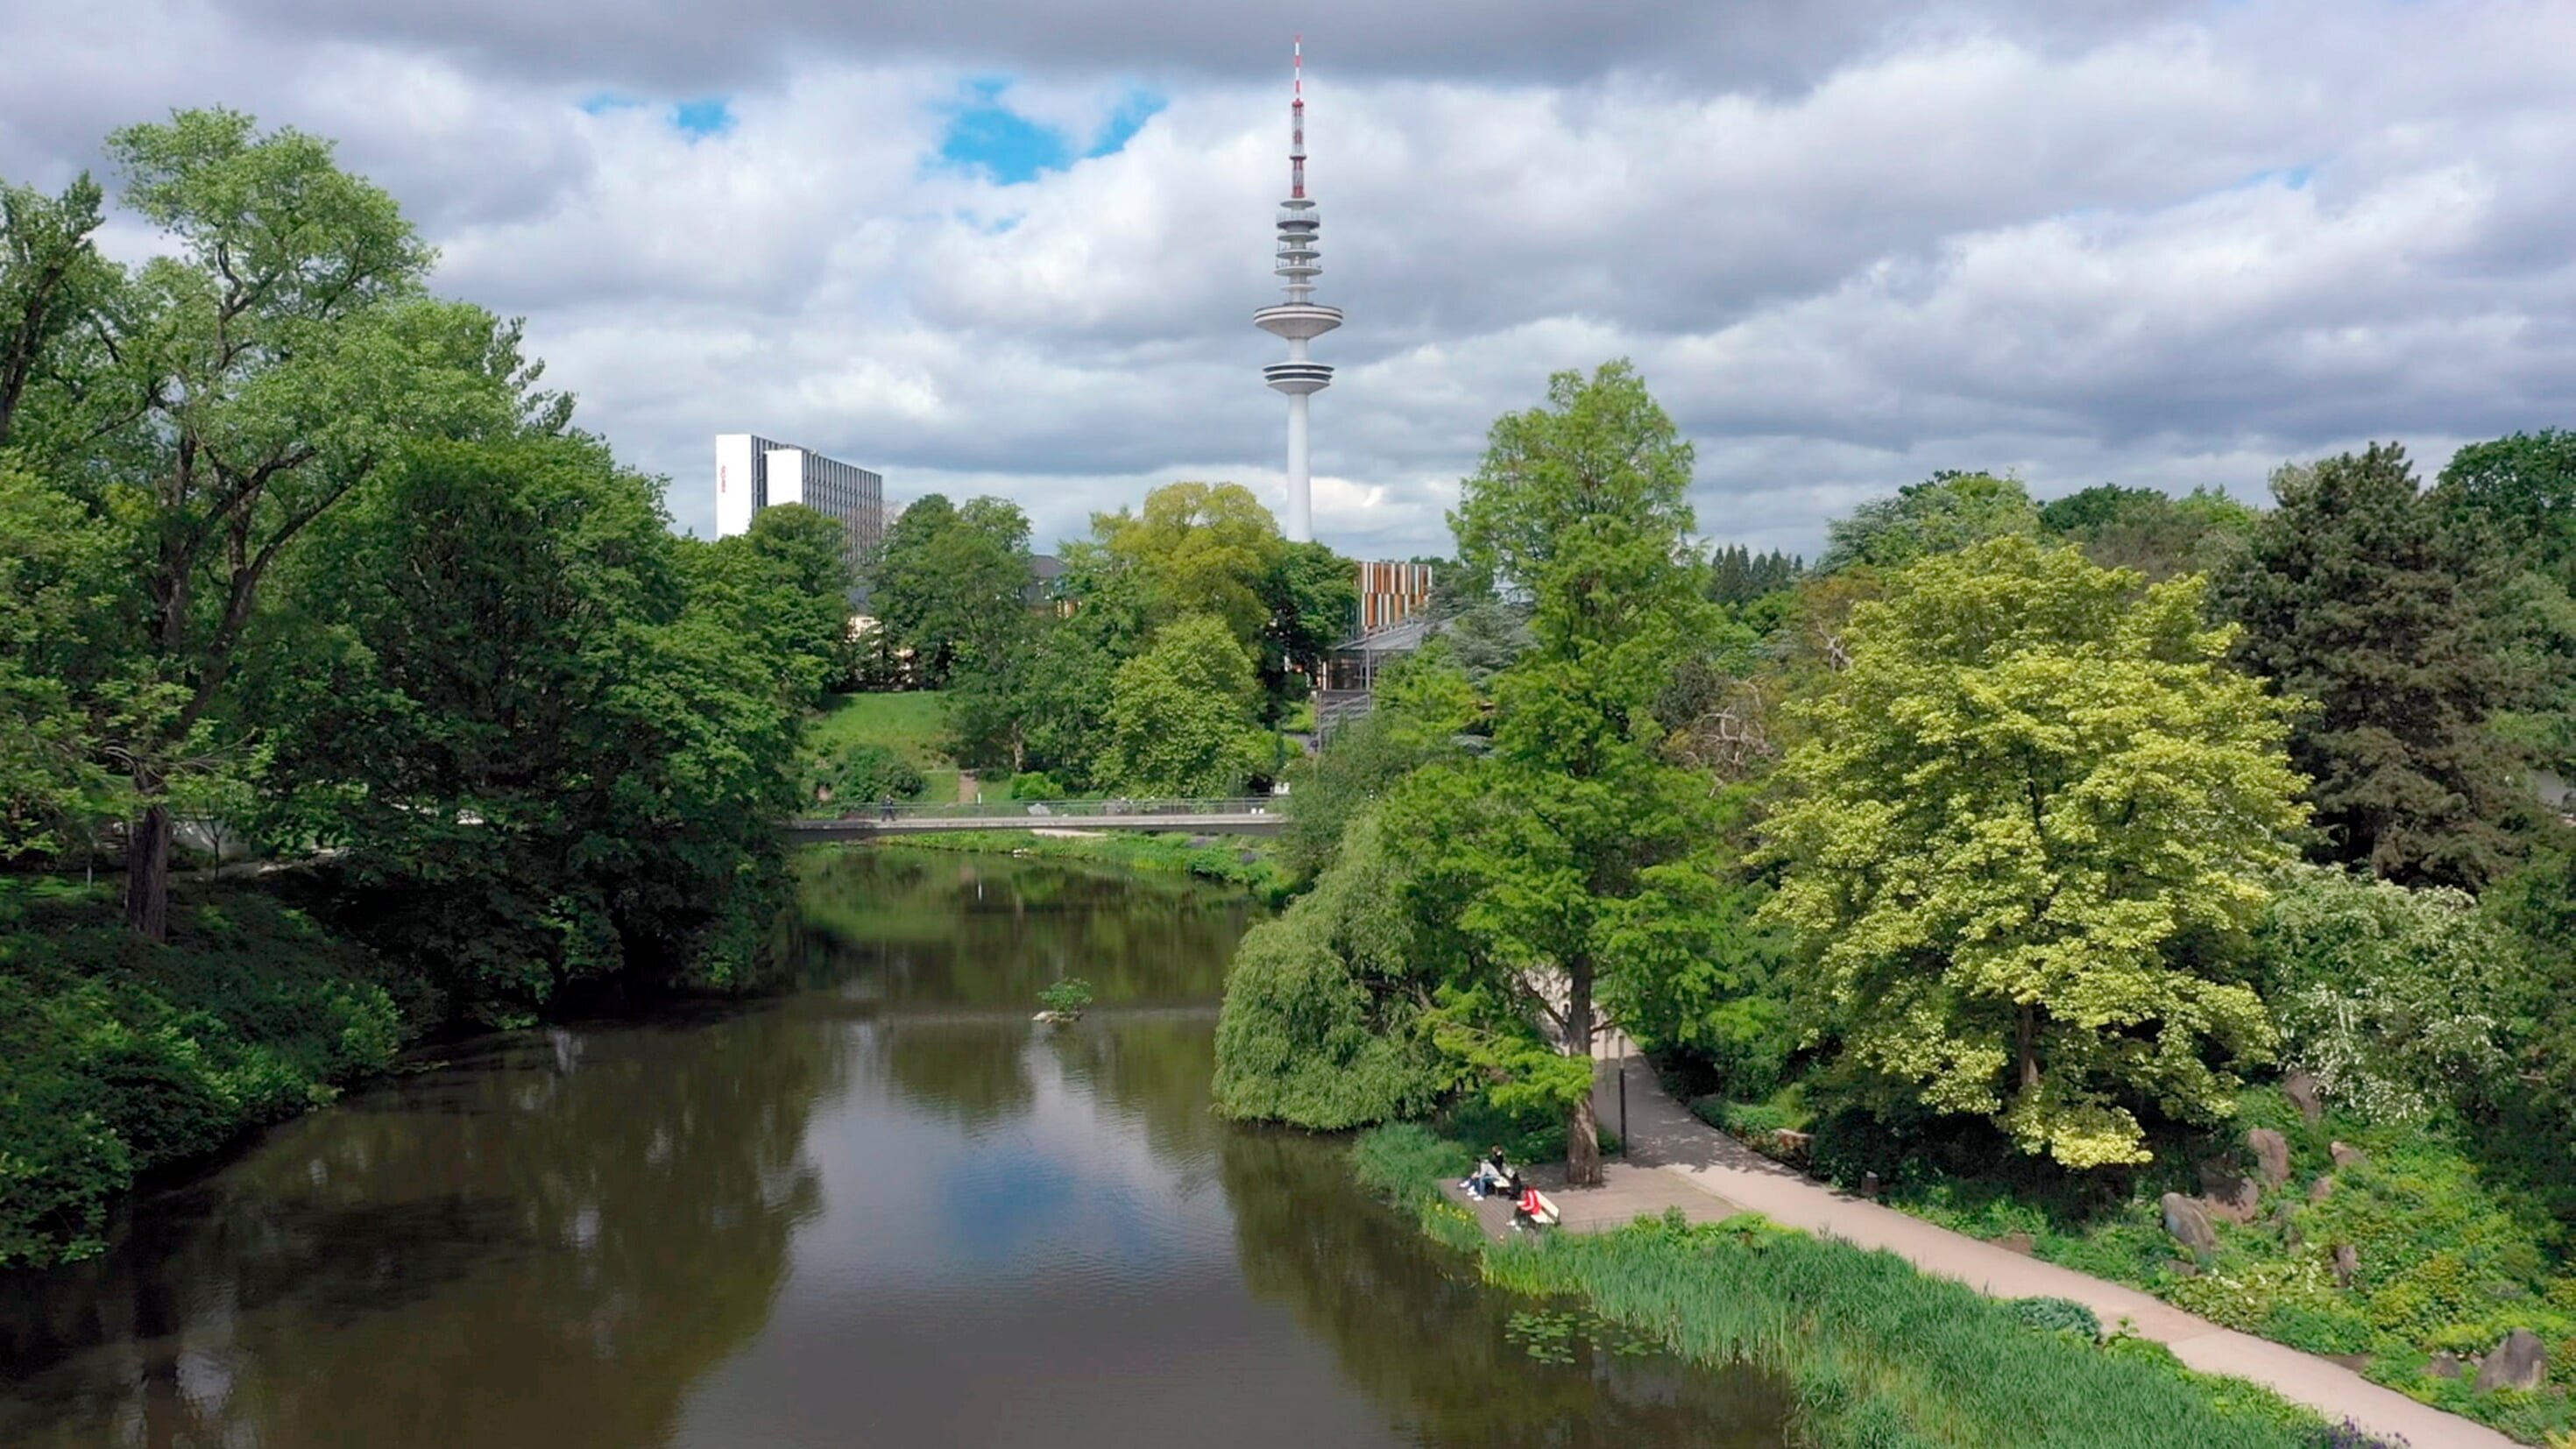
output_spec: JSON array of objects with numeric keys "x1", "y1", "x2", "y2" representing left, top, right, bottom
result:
[
  {"x1": 803, "y1": 690, "x2": 984, "y2": 803},
  {"x1": 874, "y1": 831, "x2": 1291, "y2": 906},
  {"x1": 1350, "y1": 1123, "x2": 2388, "y2": 1449},
  {"x1": 1839, "y1": 1088, "x2": 2576, "y2": 1445},
  {"x1": 0, "y1": 877, "x2": 425, "y2": 1269}
]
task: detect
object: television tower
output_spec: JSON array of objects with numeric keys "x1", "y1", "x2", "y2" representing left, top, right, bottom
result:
[{"x1": 1255, "y1": 37, "x2": 1340, "y2": 544}]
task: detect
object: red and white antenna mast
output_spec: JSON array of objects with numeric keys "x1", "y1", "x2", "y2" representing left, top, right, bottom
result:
[{"x1": 1291, "y1": 36, "x2": 1306, "y2": 200}]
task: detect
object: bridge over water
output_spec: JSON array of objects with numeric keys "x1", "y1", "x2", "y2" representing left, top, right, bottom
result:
[{"x1": 784, "y1": 797, "x2": 1286, "y2": 840}]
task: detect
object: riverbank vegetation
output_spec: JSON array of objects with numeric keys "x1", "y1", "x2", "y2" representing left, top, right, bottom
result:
[
  {"x1": 1, "y1": 114, "x2": 840, "y2": 1265},
  {"x1": 1208, "y1": 359, "x2": 2576, "y2": 1438},
  {"x1": 885, "y1": 831, "x2": 1290, "y2": 903},
  {"x1": 1350, "y1": 1124, "x2": 2360, "y2": 1449}
]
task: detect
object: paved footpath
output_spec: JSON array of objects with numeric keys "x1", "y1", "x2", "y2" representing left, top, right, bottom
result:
[{"x1": 1533, "y1": 1040, "x2": 2516, "y2": 1449}]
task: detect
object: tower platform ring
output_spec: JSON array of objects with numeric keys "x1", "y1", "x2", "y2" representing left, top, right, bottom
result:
[
  {"x1": 1263, "y1": 361, "x2": 1334, "y2": 395},
  {"x1": 1255, "y1": 303, "x2": 1344, "y2": 341}
]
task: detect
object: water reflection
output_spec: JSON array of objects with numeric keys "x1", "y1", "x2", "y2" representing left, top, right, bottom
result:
[{"x1": 2, "y1": 848, "x2": 1784, "y2": 1448}]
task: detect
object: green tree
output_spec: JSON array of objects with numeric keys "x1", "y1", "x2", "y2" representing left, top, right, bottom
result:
[
  {"x1": 1262, "y1": 537, "x2": 1359, "y2": 693},
  {"x1": 1214, "y1": 813, "x2": 1443, "y2": 1127},
  {"x1": 251, "y1": 435, "x2": 797, "y2": 1014},
  {"x1": 1761, "y1": 535, "x2": 2308, "y2": 1169},
  {"x1": 2216, "y1": 444, "x2": 2523, "y2": 888},
  {"x1": 0, "y1": 173, "x2": 118, "y2": 451},
  {"x1": 2039, "y1": 484, "x2": 2259, "y2": 582},
  {"x1": 2255, "y1": 863, "x2": 2518, "y2": 1125},
  {"x1": 20, "y1": 110, "x2": 546, "y2": 938},
  {"x1": 1393, "y1": 360, "x2": 1723, "y2": 1185},
  {"x1": 1098, "y1": 615, "x2": 1266, "y2": 796},
  {"x1": 1095, "y1": 481, "x2": 1285, "y2": 648},
  {"x1": 0, "y1": 460, "x2": 128, "y2": 857},
  {"x1": 1707, "y1": 544, "x2": 1805, "y2": 606},
  {"x1": 688, "y1": 503, "x2": 851, "y2": 708},
  {"x1": 2433, "y1": 431, "x2": 2576, "y2": 784},
  {"x1": 1821, "y1": 471, "x2": 2040, "y2": 573},
  {"x1": 864, "y1": 493, "x2": 1035, "y2": 688}
]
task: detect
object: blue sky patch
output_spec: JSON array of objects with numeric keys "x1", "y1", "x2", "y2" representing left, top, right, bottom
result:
[
  {"x1": 936, "y1": 77, "x2": 1166, "y2": 185},
  {"x1": 671, "y1": 98, "x2": 735, "y2": 138},
  {"x1": 1088, "y1": 88, "x2": 1167, "y2": 159},
  {"x1": 578, "y1": 92, "x2": 641, "y2": 116}
]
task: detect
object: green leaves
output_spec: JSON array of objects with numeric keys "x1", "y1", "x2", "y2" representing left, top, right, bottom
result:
[
  {"x1": 1099, "y1": 615, "x2": 1268, "y2": 796},
  {"x1": 1762, "y1": 535, "x2": 2308, "y2": 1168},
  {"x1": 2217, "y1": 443, "x2": 2524, "y2": 889}
]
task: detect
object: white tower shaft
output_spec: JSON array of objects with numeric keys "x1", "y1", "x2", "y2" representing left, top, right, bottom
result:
[{"x1": 1255, "y1": 37, "x2": 1339, "y2": 545}]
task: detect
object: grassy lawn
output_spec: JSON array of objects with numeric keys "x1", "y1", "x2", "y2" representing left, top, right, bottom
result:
[{"x1": 806, "y1": 691, "x2": 952, "y2": 771}]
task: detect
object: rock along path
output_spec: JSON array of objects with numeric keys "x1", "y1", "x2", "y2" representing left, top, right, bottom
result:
[{"x1": 1528, "y1": 1042, "x2": 2518, "y2": 1449}]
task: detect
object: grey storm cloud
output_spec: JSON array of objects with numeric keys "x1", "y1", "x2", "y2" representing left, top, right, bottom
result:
[
  {"x1": 2, "y1": 0, "x2": 2572, "y2": 560},
  {"x1": 197, "y1": 0, "x2": 2203, "y2": 91}
]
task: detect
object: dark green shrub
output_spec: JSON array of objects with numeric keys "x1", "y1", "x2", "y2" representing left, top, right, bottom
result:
[
  {"x1": 0, "y1": 879, "x2": 411, "y2": 1268},
  {"x1": 2009, "y1": 1297, "x2": 2104, "y2": 1339},
  {"x1": 808, "y1": 741, "x2": 926, "y2": 807}
]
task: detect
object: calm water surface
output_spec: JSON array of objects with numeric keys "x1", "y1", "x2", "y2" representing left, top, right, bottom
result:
[{"x1": 1, "y1": 849, "x2": 1788, "y2": 1447}]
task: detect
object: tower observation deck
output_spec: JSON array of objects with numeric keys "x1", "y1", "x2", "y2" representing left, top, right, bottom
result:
[{"x1": 1254, "y1": 38, "x2": 1341, "y2": 544}]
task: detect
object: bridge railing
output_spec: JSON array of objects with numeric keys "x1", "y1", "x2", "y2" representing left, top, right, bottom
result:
[{"x1": 803, "y1": 797, "x2": 1283, "y2": 825}]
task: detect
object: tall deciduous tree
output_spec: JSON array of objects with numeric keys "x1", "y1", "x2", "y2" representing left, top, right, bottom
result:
[
  {"x1": 1761, "y1": 536, "x2": 2307, "y2": 1168},
  {"x1": 1394, "y1": 359, "x2": 1723, "y2": 1186},
  {"x1": 864, "y1": 492, "x2": 1033, "y2": 688},
  {"x1": 0, "y1": 173, "x2": 117, "y2": 452},
  {"x1": 2216, "y1": 444, "x2": 2523, "y2": 888},
  {"x1": 1099, "y1": 615, "x2": 1266, "y2": 796},
  {"x1": 1095, "y1": 481, "x2": 1284, "y2": 648},
  {"x1": 25, "y1": 110, "x2": 546, "y2": 938}
]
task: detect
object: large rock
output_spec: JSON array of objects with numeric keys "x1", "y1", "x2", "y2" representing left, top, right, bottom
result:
[
  {"x1": 2161, "y1": 1192, "x2": 2219, "y2": 1256},
  {"x1": 2283, "y1": 1071, "x2": 2324, "y2": 1125},
  {"x1": 2195, "y1": 1159, "x2": 2261, "y2": 1223},
  {"x1": 2330, "y1": 1141, "x2": 2367, "y2": 1170},
  {"x1": 2332, "y1": 1243, "x2": 2360, "y2": 1289},
  {"x1": 2247, "y1": 1127, "x2": 2292, "y2": 1190},
  {"x1": 2309, "y1": 1174, "x2": 2337, "y2": 1203},
  {"x1": 2474, "y1": 1329, "x2": 2548, "y2": 1393},
  {"x1": 2206, "y1": 1177, "x2": 2261, "y2": 1225},
  {"x1": 2430, "y1": 1353, "x2": 2464, "y2": 1380}
]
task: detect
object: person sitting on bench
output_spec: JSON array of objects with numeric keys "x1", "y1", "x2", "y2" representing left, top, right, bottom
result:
[{"x1": 1462, "y1": 1145, "x2": 1511, "y2": 1198}]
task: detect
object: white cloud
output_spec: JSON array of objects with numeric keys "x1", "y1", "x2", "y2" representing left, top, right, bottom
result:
[{"x1": 3, "y1": 0, "x2": 2570, "y2": 558}]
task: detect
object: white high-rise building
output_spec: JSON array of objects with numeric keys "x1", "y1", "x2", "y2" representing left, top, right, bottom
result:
[
  {"x1": 1254, "y1": 39, "x2": 1341, "y2": 546},
  {"x1": 714, "y1": 434, "x2": 885, "y2": 583}
]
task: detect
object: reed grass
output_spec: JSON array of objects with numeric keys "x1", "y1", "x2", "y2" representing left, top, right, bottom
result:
[{"x1": 1350, "y1": 1124, "x2": 2349, "y2": 1449}]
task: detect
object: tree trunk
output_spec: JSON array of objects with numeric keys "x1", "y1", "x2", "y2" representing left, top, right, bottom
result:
[
  {"x1": 125, "y1": 802, "x2": 171, "y2": 944},
  {"x1": 2018, "y1": 1003, "x2": 2041, "y2": 1092},
  {"x1": 1565, "y1": 958, "x2": 1603, "y2": 1187}
]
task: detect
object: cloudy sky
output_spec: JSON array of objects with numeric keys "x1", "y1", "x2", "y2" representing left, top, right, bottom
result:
[{"x1": 3, "y1": 0, "x2": 2570, "y2": 559}]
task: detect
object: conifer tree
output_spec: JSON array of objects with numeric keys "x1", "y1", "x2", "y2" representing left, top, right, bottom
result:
[{"x1": 2216, "y1": 444, "x2": 2522, "y2": 888}]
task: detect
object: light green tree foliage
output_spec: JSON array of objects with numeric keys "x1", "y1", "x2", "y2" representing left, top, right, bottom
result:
[
  {"x1": 1820, "y1": 471, "x2": 2041, "y2": 573},
  {"x1": 1761, "y1": 535, "x2": 2309, "y2": 1168},
  {"x1": 2256, "y1": 864, "x2": 2517, "y2": 1125},
  {"x1": 1214, "y1": 813, "x2": 1443, "y2": 1127},
  {"x1": 1393, "y1": 360, "x2": 1724, "y2": 1185},
  {"x1": 1095, "y1": 481, "x2": 1284, "y2": 648},
  {"x1": 0, "y1": 173, "x2": 119, "y2": 454},
  {"x1": 1099, "y1": 614, "x2": 1266, "y2": 795}
]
